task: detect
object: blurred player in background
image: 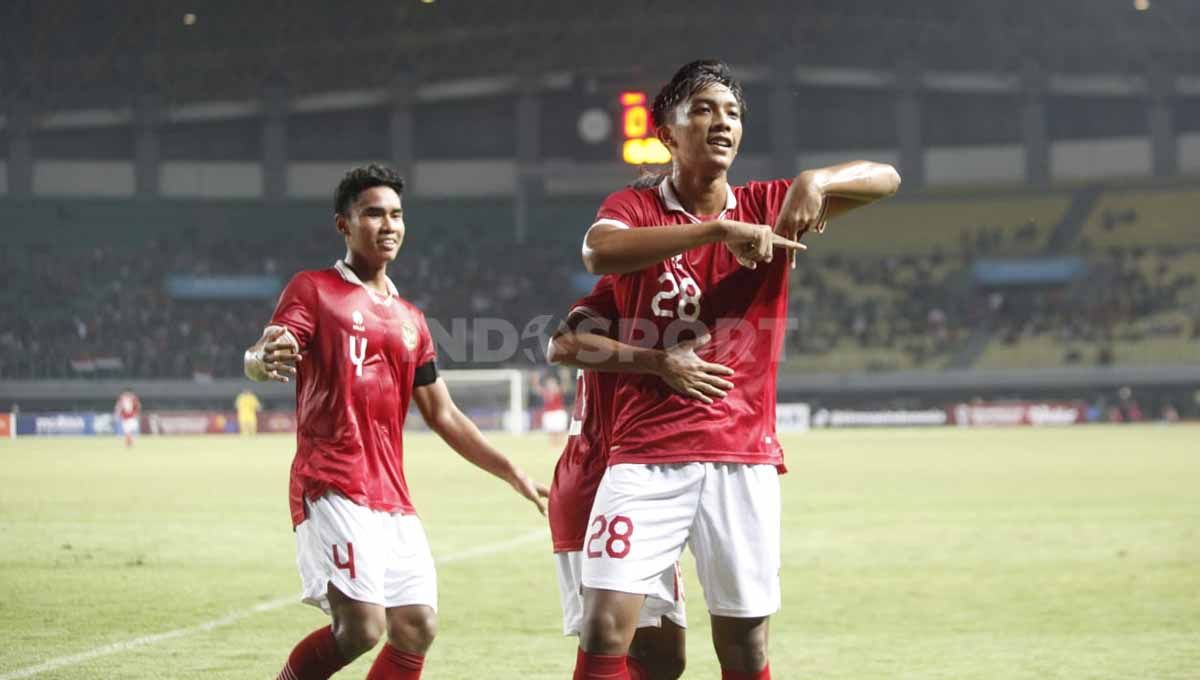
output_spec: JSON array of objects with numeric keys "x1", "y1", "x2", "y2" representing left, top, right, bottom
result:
[
  {"x1": 533, "y1": 373, "x2": 568, "y2": 447},
  {"x1": 572, "y1": 59, "x2": 900, "y2": 680},
  {"x1": 235, "y1": 388, "x2": 262, "y2": 435},
  {"x1": 244, "y1": 164, "x2": 549, "y2": 680},
  {"x1": 546, "y1": 273, "x2": 740, "y2": 680},
  {"x1": 114, "y1": 388, "x2": 140, "y2": 448}
]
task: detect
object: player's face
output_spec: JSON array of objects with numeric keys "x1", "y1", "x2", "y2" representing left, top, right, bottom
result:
[
  {"x1": 659, "y1": 83, "x2": 743, "y2": 175},
  {"x1": 339, "y1": 186, "x2": 405, "y2": 264}
]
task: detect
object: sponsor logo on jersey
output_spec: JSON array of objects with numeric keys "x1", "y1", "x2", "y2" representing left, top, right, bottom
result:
[{"x1": 352, "y1": 310, "x2": 365, "y2": 332}]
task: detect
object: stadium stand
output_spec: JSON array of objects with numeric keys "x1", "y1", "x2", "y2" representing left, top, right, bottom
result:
[
  {"x1": 0, "y1": 199, "x2": 576, "y2": 379},
  {"x1": 972, "y1": 248, "x2": 1200, "y2": 369},
  {"x1": 786, "y1": 253, "x2": 965, "y2": 373},
  {"x1": 1078, "y1": 187, "x2": 1200, "y2": 250},
  {"x1": 1, "y1": 183, "x2": 1197, "y2": 380},
  {"x1": 807, "y1": 192, "x2": 1072, "y2": 257}
]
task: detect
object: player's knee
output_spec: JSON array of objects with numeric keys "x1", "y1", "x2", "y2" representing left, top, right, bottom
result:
[
  {"x1": 334, "y1": 610, "x2": 386, "y2": 659},
  {"x1": 579, "y1": 610, "x2": 627, "y2": 654},
  {"x1": 387, "y1": 608, "x2": 438, "y2": 653}
]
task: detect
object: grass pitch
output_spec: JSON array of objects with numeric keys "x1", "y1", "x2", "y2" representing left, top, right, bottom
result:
[{"x1": 1, "y1": 426, "x2": 1197, "y2": 679}]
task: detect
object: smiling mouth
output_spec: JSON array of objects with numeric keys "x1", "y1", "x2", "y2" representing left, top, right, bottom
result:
[
  {"x1": 379, "y1": 238, "x2": 399, "y2": 248},
  {"x1": 707, "y1": 138, "x2": 733, "y2": 149}
]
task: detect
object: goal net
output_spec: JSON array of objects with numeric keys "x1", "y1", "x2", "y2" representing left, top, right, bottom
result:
[{"x1": 409, "y1": 368, "x2": 527, "y2": 434}]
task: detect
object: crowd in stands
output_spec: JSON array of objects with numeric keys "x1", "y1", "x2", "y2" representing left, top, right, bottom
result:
[
  {"x1": 2, "y1": 193, "x2": 1198, "y2": 380},
  {"x1": 0, "y1": 229, "x2": 576, "y2": 380},
  {"x1": 960, "y1": 221, "x2": 1041, "y2": 258},
  {"x1": 786, "y1": 252, "x2": 967, "y2": 371},
  {"x1": 985, "y1": 246, "x2": 1200, "y2": 365}
]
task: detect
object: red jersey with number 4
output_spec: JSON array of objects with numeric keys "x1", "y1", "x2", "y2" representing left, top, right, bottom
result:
[
  {"x1": 549, "y1": 277, "x2": 619, "y2": 552},
  {"x1": 593, "y1": 178, "x2": 793, "y2": 467},
  {"x1": 270, "y1": 261, "x2": 437, "y2": 527}
]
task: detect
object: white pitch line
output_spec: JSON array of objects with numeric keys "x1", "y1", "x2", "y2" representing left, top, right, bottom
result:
[{"x1": 0, "y1": 528, "x2": 549, "y2": 680}]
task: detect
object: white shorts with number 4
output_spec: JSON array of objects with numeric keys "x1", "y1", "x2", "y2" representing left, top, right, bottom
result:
[
  {"x1": 556, "y1": 550, "x2": 686, "y2": 636},
  {"x1": 295, "y1": 491, "x2": 438, "y2": 614},
  {"x1": 581, "y1": 462, "x2": 781, "y2": 619}
]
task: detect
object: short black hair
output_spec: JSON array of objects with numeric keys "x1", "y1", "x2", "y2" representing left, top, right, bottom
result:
[
  {"x1": 651, "y1": 59, "x2": 747, "y2": 130},
  {"x1": 628, "y1": 171, "x2": 666, "y2": 189},
  {"x1": 334, "y1": 164, "x2": 405, "y2": 216}
]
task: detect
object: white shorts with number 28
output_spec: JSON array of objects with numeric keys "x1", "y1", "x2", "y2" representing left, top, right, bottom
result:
[{"x1": 580, "y1": 462, "x2": 781, "y2": 619}]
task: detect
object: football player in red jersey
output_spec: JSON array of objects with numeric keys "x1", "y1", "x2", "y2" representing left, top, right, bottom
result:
[
  {"x1": 113, "y1": 388, "x2": 141, "y2": 448},
  {"x1": 534, "y1": 373, "x2": 569, "y2": 448},
  {"x1": 546, "y1": 274, "x2": 738, "y2": 680},
  {"x1": 244, "y1": 165, "x2": 549, "y2": 680},
  {"x1": 571, "y1": 60, "x2": 900, "y2": 680}
]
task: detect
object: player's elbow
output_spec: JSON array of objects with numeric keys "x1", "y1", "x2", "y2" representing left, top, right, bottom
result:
[
  {"x1": 869, "y1": 163, "x2": 901, "y2": 197},
  {"x1": 424, "y1": 407, "x2": 461, "y2": 438},
  {"x1": 581, "y1": 226, "x2": 618, "y2": 274},
  {"x1": 883, "y1": 164, "x2": 901, "y2": 195},
  {"x1": 581, "y1": 243, "x2": 607, "y2": 275}
]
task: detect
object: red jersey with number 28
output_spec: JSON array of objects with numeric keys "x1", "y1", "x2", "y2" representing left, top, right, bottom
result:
[
  {"x1": 549, "y1": 276, "x2": 620, "y2": 552},
  {"x1": 593, "y1": 178, "x2": 793, "y2": 468},
  {"x1": 270, "y1": 261, "x2": 437, "y2": 527}
]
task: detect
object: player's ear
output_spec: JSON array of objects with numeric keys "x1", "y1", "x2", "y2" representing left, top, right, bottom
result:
[
  {"x1": 657, "y1": 125, "x2": 676, "y2": 154},
  {"x1": 656, "y1": 123, "x2": 675, "y2": 150},
  {"x1": 334, "y1": 212, "x2": 350, "y2": 237}
]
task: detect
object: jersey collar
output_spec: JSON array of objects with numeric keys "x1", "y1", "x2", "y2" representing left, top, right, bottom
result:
[
  {"x1": 658, "y1": 178, "x2": 738, "y2": 223},
  {"x1": 334, "y1": 260, "x2": 398, "y2": 305}
]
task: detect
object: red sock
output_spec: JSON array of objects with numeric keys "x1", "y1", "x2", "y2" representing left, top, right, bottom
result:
[
  {"x1": 625, "y1": 656, "x2": 648, "y2": 680},
  {"x1": 721, "y1": 664, "x2": 770, "y2": 680},
  {"x1": 365, "y1": 643, "x2": 425, "y2": 679},
  {"x1": 573, "y1": 648, "x2": 630, "y2": 680},
  {"x1": 276, "y1": 626, "x2": 348, "y2": 680}
]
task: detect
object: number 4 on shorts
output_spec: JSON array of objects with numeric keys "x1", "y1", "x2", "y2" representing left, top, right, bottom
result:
[
  {"x1": 332, "y1": 542, "x2": 356, "y2": 579},
  {"x1": 586, "y1": 515, "x2": 633, "y2": 559}
]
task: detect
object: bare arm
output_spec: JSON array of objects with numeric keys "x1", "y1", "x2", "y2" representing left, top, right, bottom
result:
[
  {"x1": 778, "y1": 161, "x2": 901, "y2": 233},
  {"x1": 547, "y1": 327, "x2": 735, "y2": 404},
  {"x1": 413, "y1": 378, "x2": 548, "y2": 515},
  {"x1": 804, "y1": 160, "x2": 902, "y2": 202},
  {"x1": 582, "y1": 220, "x2": 804, "y2": 275},
  {"x1": 776, "y1": 160, "x2": 901, "y2": 265},
  {"x1": 243, "y1": 326, "x2": 302, "y2": 383}
]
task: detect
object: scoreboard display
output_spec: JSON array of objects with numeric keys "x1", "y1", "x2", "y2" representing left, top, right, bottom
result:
[{"x1": 620, "y1": 91, "x2": 670, "y2": 165}]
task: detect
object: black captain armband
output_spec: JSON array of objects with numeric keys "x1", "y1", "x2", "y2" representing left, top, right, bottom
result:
[{"x1": 412, "y1": 360, "x2": 438, "y2": 388}]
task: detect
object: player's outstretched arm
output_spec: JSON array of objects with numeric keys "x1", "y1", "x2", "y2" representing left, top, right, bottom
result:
[
  {"x1": 548, "y1": 329, "x2": 735, "y2": 405},
  {"x1": 413, "y1": 379, "x2": 549, "y2": 515},
  {"x1": 582, "y1": 220, "x2": 804, "y2": 275},
  {"x1": 777, "y1": 161, "x2": 901, "y2": 237},
  {"x1": 243, "y1": 326, "x2": 302, "y2": 383}
]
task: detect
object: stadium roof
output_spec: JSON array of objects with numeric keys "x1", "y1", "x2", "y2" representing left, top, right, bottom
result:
[{"x1": 3, "y1": 0, "x2": 1199, "y2": 111}]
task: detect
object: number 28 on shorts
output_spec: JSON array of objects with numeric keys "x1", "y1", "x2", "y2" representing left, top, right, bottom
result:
[{"x1": 586, "y1": 514, "x2": 634, "y2": 559}]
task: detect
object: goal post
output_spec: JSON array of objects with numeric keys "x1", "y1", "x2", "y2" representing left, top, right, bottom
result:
[{"x1": 439, "y1": 369, "x2": 528, "y2": 434}]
